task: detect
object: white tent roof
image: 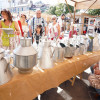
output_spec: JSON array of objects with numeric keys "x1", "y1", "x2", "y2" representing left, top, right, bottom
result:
[{"x1": 66, "y1": 0, "x2": 100, "y2": 9}]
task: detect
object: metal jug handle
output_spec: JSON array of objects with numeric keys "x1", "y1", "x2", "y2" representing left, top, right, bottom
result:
[
  {"x1": 4, "y1": 56, "x2": 14, "y2": 73},
  {"x1": 5, "y1": 63, "x2": 9, "y2": 73},
  {"x1": 50, "y1": 45, "x2": 55, "y2": 58},
  {"x1": 51, "y1": 49, "x2": 55, "y2": 58},
  {"x1": 3, "y1": 57, "x2": 10, "y2": 73}
]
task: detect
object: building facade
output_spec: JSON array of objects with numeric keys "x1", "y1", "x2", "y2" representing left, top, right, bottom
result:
[{"x1": 8, "y1": 0, "x2": 50, "y2": 13}]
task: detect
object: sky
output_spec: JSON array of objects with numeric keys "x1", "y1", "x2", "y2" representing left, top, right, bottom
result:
[{"x1": 31, "y1": 0, "x2": 65, "y2": 5}]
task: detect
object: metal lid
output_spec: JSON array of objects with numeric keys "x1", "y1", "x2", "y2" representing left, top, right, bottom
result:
[
  {"x1": 0, "y1": 48, "x2": 5, "y2": 54},
  {"x1": 20, "y1": 37, "x2": 32, "y2": 47}
]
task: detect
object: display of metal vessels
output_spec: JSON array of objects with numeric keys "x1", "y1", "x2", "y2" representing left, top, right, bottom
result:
[
  {"x1": 0, "y1": 48, "x2": 13, "y2": 85},
  {"x1": 13, "y1": 37, "x2": 37, "y2": 74}
]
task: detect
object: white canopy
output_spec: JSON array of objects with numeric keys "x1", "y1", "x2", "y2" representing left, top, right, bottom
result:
[{"x1": 66, "y1": 0, "x2": 100, "y2": 9}]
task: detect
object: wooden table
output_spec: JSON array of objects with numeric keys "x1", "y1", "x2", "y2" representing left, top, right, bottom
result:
[{"x1": 0, "y1": 51, "x2": 100, "y2": 100}]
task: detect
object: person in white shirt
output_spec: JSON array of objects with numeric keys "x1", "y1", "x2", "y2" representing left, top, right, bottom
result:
[
  {"x1": 28, "y1": 9, "x2": 46, "y2": 40},
  {"x1": 48, "y1": 15, "x2": 60, "y2": 40},
  {"x1": 57, "y1": 14, "x2": 66, "y2": 32}
]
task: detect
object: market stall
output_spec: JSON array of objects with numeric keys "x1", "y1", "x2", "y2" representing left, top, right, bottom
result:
[
  {"x1": 65, "y1": 0, "x2": 100, "y2": 36},
  {"x1": 66, "y1": 12, "x2": 100, "y2": 34},
  {"x1": 0, "y1": 50, "x2": 100, "y2": 100}
]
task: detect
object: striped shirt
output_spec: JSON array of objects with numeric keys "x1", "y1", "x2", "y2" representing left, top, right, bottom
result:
[{"x1": 28, "y1": 17, "x2": 46, "y2": 34}]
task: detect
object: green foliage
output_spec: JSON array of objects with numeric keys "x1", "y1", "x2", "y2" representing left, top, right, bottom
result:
[
  {"x1": 88, "y1": 9, "x2": 100, "y2": 15},
  {"x1": 47, "y1": 3, "x2": 74, "y2": 16},
  {"x1": 47, "y1": 6, "x2": 56, "y2": 15}
]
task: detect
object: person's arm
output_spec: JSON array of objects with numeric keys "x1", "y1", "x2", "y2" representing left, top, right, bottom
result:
[
  {"x1": 25, "y1": 22, "x2": 28, "y2": 26},
  {"x1": 14, "y1": 21, "x2": 20, "y2": 35},
  {"x1": 28, "y1": 18, "x2": 33, "y2": 37},
  {"x1": 0, "y1": 21, "x2": 2, "y2": 36},
  {"x1": 75, "y1": 30, "x2": 78, "y2": 35},
  {"x1": 95, "y1": 70, "x2": 100, "y2": 75},
  {"x1": 93, "y1": 63, "x2": 99, "y2": 70},
  {"x1": 69, "y1": 31, "x2": 72, "y2": 38},
  {"x1": 57, "y1": 24, "x2": 60, "y2": 37},
  {"x1": 29, "y1": 25, "x2": 32, "y2": 37}
]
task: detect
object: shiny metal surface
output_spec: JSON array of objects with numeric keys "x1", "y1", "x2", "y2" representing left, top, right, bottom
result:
[
  {"x1": 13, "y1": 38, "x2": 37, "y2": 74},
  {"x1": 0, "y1": 49, "x2": 13, "y2": 85},
  {"x1": 13, "y1": 54, "x2": 37, "y2": 73},
  {"x1": 80, "y1": 44, "x2": 85, "y2": 55},
  {"x1": 74, "y1": 47, "x2": 80, "y2": 56},
  {"x1": 20, "y1": 37, "x2": 32, "y2": 47},
  {"x1": 53, "y1": 47, "x2": 64, "y2": 62},
  {"x1": 40, "y1": 41, "x2": 54, "y2": 69},
  {"x1": 64, "y1": 46, "x2": 75, "y2": 58},
  {"x1": 0, "y1": 48, "x2": 5, "y2": 60}
]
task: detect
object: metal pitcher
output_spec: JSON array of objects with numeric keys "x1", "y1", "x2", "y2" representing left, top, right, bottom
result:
[
  {"x1": 53, "y1": 47, "x2": 64, "y2": 62},
  {"x1": 40, "y1": 41, "x2": 54, "y2": 69},
  {"x1": 74, "y1": 45, "x2": 80, "y2": 56},
  {"x1": 13, "y1": 38, "x2": 37, "y2": 74},
  {"x1": 64, "y1": 44, "x2": 75, "y2": 58},
  {"x1": 80, "y1": 43, "x2": 85, "y2": 55},
  {"x1": 0, "y1": 48, "x2": 13, "y2": 85}
]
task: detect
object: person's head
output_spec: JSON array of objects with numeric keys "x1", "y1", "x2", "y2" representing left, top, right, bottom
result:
[
  {"x1": 21, "y1": 14, "x2": 27, "y2": 21},
  {"x1": 36, "y1": 9, "x2": 41, "y2": 18},
  {"x1": 61, "y1": 13, "x2": 65, "y2": 20},
  {"x1": 52, "y1": 15, "x2": 57, "y2": 23},
  {"x1": 1, "y1": 9, "x2": 13, "y2": 22},
  {"x1": 36, "y1": 25, "x2": 43, "y2": 35}
]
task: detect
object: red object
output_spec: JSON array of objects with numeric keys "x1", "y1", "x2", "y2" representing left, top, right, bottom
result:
[
  {"x1": 83, "y1": 31, "x2": 86, "y2": 35},
  {"x1": 51, "y1": 38, "x2": 54, "y2": 40},
  {"x1": 59, "y1": 35, "x2": 63, "y2": 39},
  {"x1": 50, "y1": 29, "x2": 51, "y2": 34},
  {"x1": 69, "y1": 30, "x2": 77, "y2": 38},
  {"x1": 18, "y1": 20, "x2": 24, "y2": 37}
]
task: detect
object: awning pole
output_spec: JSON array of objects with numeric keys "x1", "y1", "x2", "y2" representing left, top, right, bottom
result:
[
  {"x1": 65, "y1": 0, "x2": 73, "y2": 19},
  {"x1": 72, "y1": 2, "x2": 76, "y2": 37}
]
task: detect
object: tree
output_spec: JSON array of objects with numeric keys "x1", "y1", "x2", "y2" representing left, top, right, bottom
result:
[
  {"x1": 47, "y1": 3, "x2": 74, "y2": 16},
  {"x1": 47, "y1": 6, "x2": 56, "y2": 15},
  {"x1": 88, "y1": 9, "x2": 100, "y2": 15}
]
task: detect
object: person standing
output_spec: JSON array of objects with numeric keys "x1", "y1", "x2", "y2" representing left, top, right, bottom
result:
[
  {"x1": 57, "y1": 14, "x2": 66, "y2": 32},
  {"x1": 48, "y1": 15, "x2": 60, "y2": 40},
  {"x1": 0, "y1": 9, "x2": 20, "y2": 50},
  {"x1": 88, "y1": 63, "x2": 100, "y2": 99},
  {"x1": 18, "y1": 14, "x2": 28, "y2": 37},
  {"x1": 28, "y1": 9, "x2": 46, "y2": 42},
  {"x1": 33, "y1": 25, "x2": 43, "y2": 44}
]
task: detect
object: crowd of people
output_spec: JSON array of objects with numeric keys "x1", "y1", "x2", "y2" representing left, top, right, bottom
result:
[{"x1": 0, "y1": 9, "x2": 70, "y2": 48}]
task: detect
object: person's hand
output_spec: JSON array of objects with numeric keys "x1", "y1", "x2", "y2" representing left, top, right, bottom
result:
[
  {"x1": 14, "y1": 31, "x2": 20, "y2": 35},
  {"x1": 33, "y1": 38, "x2": 34, "y2": 42},
  {"x1": 0, "y1": 29, "x2": 2, "y2": 36},
  {"x1": 94, "y1": 70, "x2": 100, "y2": 75},
  {"x1": 93, "y1": 64, "x2": 99, "y2": 70}
]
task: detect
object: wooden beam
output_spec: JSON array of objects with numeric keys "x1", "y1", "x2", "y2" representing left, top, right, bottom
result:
[
  {"x1": 71, "y1": 0, "x2": 94, "y2": 3},
  {"x1": 72, "y1": 2, "x2": 76, "y2": 37},
  {"x1": 65, "y1": 0, "x2": 73, "y2": 19},
  {"x1": 70, "y1": 0, "x2": 77, "y2": 2},
  {"x1": 78, "y1": 0, "x2": 94, "y2": 3}
]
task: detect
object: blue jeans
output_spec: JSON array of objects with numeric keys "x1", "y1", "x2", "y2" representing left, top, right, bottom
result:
[
  {"x1": 96, "y1": 89, "x2": 100, "y2": 95},
  {"x1": 88, "y1": 39, "x2": 93, "y2": 52},
  {"x1": 90, "y1": 65, "x2": 94, "y2": 73}
]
